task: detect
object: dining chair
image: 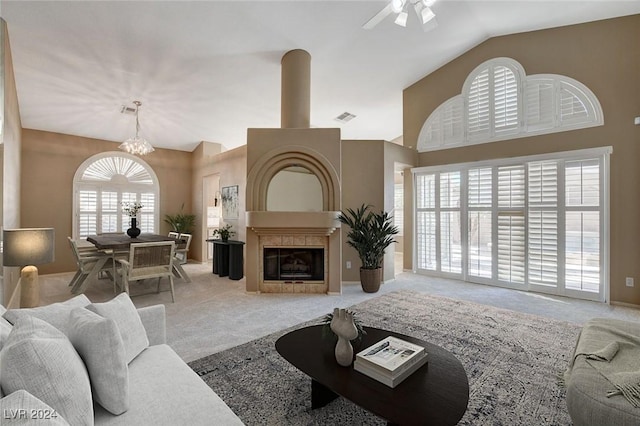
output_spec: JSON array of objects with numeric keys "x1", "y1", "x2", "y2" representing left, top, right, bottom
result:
[
  {"x1": 96, "y1": 232, "x2": 128, "y2": 286},
  {"x1": 116, "y1": 241, "x2": 176, "y2": 302},
  {"x1": 168, "y1": 231, "x2": 180, "y2": 239},
  {"x1": 67, "y1": 237, "x2": 114, "y2": 294},
  {"x1": 174, "y1": 233, "x2": 192, "y2": 265}
]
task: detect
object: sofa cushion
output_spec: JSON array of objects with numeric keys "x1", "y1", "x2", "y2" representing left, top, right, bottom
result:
[
  {"x1": 93, "y1": 344, "x2": 243, "y2": 425},
  {"x1": 68, "y1": 307, "x2": 129, "y2": 415},
  {"x1": 0, "y1": 316, "x2": 93, "y2": 426},
  {"x1": 3, "y1": 294, "x2": 91, "y2": 334},
  {"x1": 0, "y1": 316, "x2": 11, "y2": 350},
  {"x1": 0, "y1": 390, "x2": 70, "y2": 425},
  {"x1": 86, "y1": 292, "x2": 149, "y2": 363}
]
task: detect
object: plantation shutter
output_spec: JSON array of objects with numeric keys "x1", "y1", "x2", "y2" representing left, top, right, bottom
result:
[
  {"x1": 422, "y1": 113, "x2": 441, "y2": 149},
  {"x1": 497, "y1": 166, "x2": 525, "y2": 283},
  {"x1": 394, "y1": 184, "x2": 404, "y2": 236},
  {"x1": 416, "y1": 174, "x2": 437, "y2": 270},
  {"x1": 101, "y1": 191, "x2": 118, "y2": 233},
  {"x1": 78, "y1": 190, "x2": 98, "y2": 237},
  {"x1": 493, "y1": 66, "x2": 519, "y2": 135},
  {"x1": 419, "y1": 58, "x2": 603, "y2": 153},
  {"x1": 528, "y1": 161, "x2": 558, "y2": 286},
  {"x1": 468, "y1": 167, "x2": 492, "y2": 278},
  {"x1": 75, "y1": 153, "x2": 160, "y2": 239},
  {"x1": 140, "y1": 192, "x2": 156, "y2": 233},
  {"x1": 441, "y1": 98, "x2": 464, "y2": 146},
  {"x1": 559, "y1": 82, "x2": 590, "y2": 126},
  {"x1": 525, "y1": 78, "x2": 555, "y2": 132},
  {"x1": 565, "y1": 159, "x2": 600, "y2": 292},
  {"x1": 467, "y1": 69, "x2": 491, "y2": 140},
  {"x1": 440, "y1": 172, "x2": 461, "y2": 273},
  {"x1": 413, "y1": 147, "x2": 607, "y2": 301}
]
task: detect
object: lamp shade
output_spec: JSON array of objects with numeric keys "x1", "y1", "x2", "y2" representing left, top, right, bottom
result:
[{"x1": 3, "y1": 228, "x2": 55, "y2": 267}]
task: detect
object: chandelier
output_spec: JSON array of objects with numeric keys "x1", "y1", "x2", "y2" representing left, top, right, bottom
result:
[{"x1": 119, "y1": 100, "x2": 154, "y2": 155}]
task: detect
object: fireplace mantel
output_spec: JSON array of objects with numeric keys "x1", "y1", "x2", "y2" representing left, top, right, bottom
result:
[{"x1": 246, "y1": 211, "x2": 340, "y2": 236}]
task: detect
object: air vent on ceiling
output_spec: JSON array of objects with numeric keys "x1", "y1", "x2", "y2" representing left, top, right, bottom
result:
[
  {"x1": 120, "y1": 105, "x2": 137, "y2": 115},
  {"x1": 334, "y1": 112, "x2": 356, "y2": 123}
]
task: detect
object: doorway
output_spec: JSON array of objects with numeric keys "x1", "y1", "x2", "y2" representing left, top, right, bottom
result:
[
  {"x1": 202, "y1": 174, "x2": 221, "y2": 261},
  {"x1": 394, "y1": 164, "x2": 408, "y2": 276}
]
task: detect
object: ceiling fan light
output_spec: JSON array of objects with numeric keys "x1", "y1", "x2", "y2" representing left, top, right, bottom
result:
[
  {"x1": 422, "y1": 0, "x2": 436, "y2": 7},
  {"x1": 420, "y1": 6, "x2": 436, "y2": 24},
  {"x1": 394, "y1": 11, "x2": 408, "y2": 27},
  {"x1": 391, "y1": 0, "x2": 406, "y2": 14}
]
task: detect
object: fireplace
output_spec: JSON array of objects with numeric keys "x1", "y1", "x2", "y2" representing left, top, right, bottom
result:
[
  {"x1": 264, "y1": 248, "x2": 324, "y2": 281},
  {"x1": 245, "y1": 49, "x2": 342, "y2": 294}
]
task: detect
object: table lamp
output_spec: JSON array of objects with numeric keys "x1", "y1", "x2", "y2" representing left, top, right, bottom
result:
[{"x1": 3, "y1": 228, "x2": 55, "y2": 308}]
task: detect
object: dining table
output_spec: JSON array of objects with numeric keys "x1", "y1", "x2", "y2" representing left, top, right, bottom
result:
[{"x1": 75, "y1": 233, "x2": 192, "y2": 294}]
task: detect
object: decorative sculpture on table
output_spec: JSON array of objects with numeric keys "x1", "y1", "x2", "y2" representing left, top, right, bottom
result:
[
  {"x1": 330, "y1": 308, "x2": 359, "y2": 367},
  {"x1": 122, "y1": 201, "x2": 143, "y2": 238}
]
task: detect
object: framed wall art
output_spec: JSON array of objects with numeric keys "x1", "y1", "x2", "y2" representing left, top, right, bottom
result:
[{"x1": 221, "y1": 185, "x2": 239, "y2": 219}]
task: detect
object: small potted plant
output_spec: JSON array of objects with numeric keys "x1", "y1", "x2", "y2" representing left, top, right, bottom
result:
[
  {"x1": 212, "y1": 223, "x2": 235, "y2": 242},
  {"x1": 338, "y1": 204, "x2": 399, "y2": 293}
]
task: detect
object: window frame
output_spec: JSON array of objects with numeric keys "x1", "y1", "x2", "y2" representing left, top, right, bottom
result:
[
  {"x1": 72, "y1": 152, "x2": 160, "y2": 238},
  {"x1": 417, "y1": 58, "x2": 604, "y2": 152},
  {"x1": 412, "y1": 146, "x2": 611, "y2": 302}
]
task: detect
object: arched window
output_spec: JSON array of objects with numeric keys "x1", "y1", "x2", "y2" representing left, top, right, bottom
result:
[
  {"x1": 417, "y1": 58, "x2": 603, "y2": 152},
  {"x1": 73, "y1": 152, "x2": 160, "y2": 238}
]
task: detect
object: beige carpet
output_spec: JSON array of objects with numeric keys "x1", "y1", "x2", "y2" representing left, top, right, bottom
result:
[
  {"x1": 190, "y1": 290, "x2": 581, "y2": 425},
  {"x1": 40, "y1": 262, "x2": 640, "y2": 364}
]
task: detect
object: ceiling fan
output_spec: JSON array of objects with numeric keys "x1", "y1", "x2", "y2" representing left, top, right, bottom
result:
[{"x1": 363, "y1": 0, "x2": 438, "y2": 31}]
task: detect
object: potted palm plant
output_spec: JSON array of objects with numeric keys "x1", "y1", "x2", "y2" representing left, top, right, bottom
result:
[
  {"x1": 338, "y1": 204, "x2": 399, "y2": 293},
  {"x1": 164, "y1": 203, "x2": 196, "y2": 234}
]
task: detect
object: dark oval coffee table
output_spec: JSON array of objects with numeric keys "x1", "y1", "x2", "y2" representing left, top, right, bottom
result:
[{"x1": 275, "y1": 325, "x2": 469, "y2": 426}]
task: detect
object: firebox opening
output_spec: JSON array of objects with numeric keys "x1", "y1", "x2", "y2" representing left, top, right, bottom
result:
[{"x1": 264, "y1": 247, "x2": 324, "y2": 281}]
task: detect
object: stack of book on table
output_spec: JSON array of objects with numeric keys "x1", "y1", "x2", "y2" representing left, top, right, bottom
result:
[{"x1": 354, "y1": 336, "x2": 428, "y2": 388}]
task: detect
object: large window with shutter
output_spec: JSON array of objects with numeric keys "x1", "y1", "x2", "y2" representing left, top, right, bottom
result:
[
  {"x1": 413, "y1": 147, "x2": 610, "y2": 302},
  {"x1": 73, "y1": 152, "x2": 160, "y2": 238},
  {"x1": 417, "y1": 58, "x2": 604, "y2": 152}
]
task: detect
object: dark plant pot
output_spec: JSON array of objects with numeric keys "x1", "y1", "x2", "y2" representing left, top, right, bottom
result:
[
  {"x1": 127, "y1": 217, "x2": 141, "y2": 238},
  {"x1": 221, "y1": 236, "x2": 229, "y2": 242},
  {"x1": 360, "y1": 268, "x2": 382, "y2": 293}
]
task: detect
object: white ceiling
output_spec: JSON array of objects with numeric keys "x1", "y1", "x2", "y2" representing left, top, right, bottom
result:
[{"x1": 2, "y1": 1, "x2": 639, "y2": 152}]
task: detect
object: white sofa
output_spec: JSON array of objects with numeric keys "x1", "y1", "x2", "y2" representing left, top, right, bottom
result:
[{"x1": 0, "y1": 294, "x2": 243, "y2": 425}]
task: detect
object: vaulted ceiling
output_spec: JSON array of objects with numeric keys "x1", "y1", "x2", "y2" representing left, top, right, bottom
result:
[{"x1": 3, "y1": 1, "x2": 639, "y2": 152}]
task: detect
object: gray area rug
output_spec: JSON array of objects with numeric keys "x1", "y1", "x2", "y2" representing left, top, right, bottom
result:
[{"x1": 189, "y1": 290, "x2": 581, "y2": 425}]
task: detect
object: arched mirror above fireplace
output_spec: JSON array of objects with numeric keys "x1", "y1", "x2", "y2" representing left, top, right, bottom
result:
[{"x1": 266, "y1": 166, "x2": 323, "y2": 212}]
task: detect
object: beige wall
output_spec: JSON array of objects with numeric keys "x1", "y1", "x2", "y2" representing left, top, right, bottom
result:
[
  {"x1": 191, "y1": 143, "x2": 247, "y2": 263},
  {"x1": 341, "y1": 140, "x2": 385, "y2": 282},
  {"x1": 2, "y1": 19, "x2": 22, "y2": 305},
  {"x1": 403, "y1": 15, "x2": 640, "y2": 304},
  {"x1": 341, "y1": 140, "x2": 416, "y2": 282},
  {"x1": 21, "y1": 130, "x2": 192, "y2": 275}
]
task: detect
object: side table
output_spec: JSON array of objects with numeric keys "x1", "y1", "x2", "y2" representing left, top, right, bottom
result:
[{"x1": 207, "y1": 239, "x2": 245, "y2": 280}]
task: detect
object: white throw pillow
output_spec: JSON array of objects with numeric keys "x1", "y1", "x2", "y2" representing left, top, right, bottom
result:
[
  {"x1": 86, "y1": 292, "x2": 149, "y2": 363},
  {"x1": 0, "y1": 316, "x2": 93, "y2": 426},
  {"x1": 68, "y1": 307, "x2": 129, "y2": 415},
  {"x1": 3, "y1": 294, "x2": 91, "y2": 334},
  {"x1": 0, "y1": 390, "x2": 70, "y2": 425}
]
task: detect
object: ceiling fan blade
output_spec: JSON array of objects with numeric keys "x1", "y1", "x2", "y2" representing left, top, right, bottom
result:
[
  {"x1": 420, "y1": 16, "x2": 438, "y2": 33},
  {"x1": 362, "y1": 3, "x2": 394, "y2": 30}
]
